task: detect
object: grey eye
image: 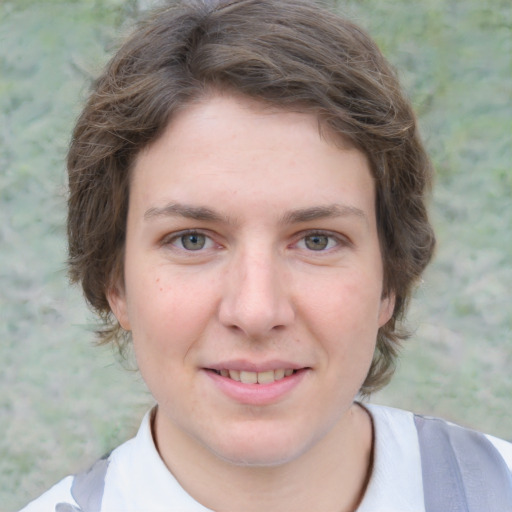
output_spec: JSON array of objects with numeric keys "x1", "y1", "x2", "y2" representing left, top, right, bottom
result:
[
  {"x1": 304, "y1": 234, "x2": 330, "y2": 250},
  {"x1": 181, "y1": 233, "x2": 206, "y2": 250}
]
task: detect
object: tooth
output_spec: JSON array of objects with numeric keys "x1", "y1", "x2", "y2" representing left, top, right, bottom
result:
[
  {"x1": 274, "y1": 369, "x2": 285, "y2": 381},
  {"x1": 229, "y1": 370, "x2": 241, "y2": 381},
  {"x1": 220, "y1": 369, "x2": 229, "y2": 377},
  {"x1": 284, "y1": 369, "x2": 294, "y2": 377},
  {"x1": 240, "y1": 371, "x2": 258, "y2": 384},
  {"x1": 257, "y1": 370, "x2": 275, "y2": 384}
]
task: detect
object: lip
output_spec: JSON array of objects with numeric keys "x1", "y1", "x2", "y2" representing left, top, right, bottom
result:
[
  {"x1": 203, "y1": 366, "x2": 310, "y2": 406},
  {"x1": 206, "y1": 359, "x2": 305, "y2": 373}
]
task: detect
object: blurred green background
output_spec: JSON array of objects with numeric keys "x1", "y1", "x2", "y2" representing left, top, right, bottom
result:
[{"x1": 1, "y1": 0, "x2": 510, "y2": 509}]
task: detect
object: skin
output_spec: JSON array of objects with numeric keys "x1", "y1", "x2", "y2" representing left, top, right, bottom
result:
[{"x1": 108, "y1": 94, "x2": 394, "y2": 511}]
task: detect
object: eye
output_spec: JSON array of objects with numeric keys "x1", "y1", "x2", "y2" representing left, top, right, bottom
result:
[
  {"x1": 296, "y1": 232, "x2": 342, "y2": 251},
  {"x1": 165, "y1": 231, "x2": 215, "y2": 251},
  {"x1": 180, "y1": 233, "x2": 207, "y2": 250},
  {"x1": 304, "y1": 234, "x2": 331, "y2": 251}
]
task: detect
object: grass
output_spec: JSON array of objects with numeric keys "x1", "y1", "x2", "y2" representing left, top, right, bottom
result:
[{"x1": 1, "y1": 0, "x2": 510, "y2": 509}]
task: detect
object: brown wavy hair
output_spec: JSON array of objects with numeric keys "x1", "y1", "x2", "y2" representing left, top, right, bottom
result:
[{"x1": 67, "y1": 0, "x2": 435, "y2": 394}]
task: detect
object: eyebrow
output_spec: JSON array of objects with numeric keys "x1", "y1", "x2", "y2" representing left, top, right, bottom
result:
[
  {"x1": 144, "y1": 203, "x2": 228, "y2": 222},
  {"x1": 280, "y1": 204, "x2": 368, "y2": 225},
  {"x1": 144, "y1": 202, "x2": 367, "y2": 225}
]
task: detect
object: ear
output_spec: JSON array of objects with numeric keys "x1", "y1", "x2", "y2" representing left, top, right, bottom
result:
[
  {"x1": 107, "y1": 283, "x2": 131, "y2": 331},
  {"x1": 378, "y1": 292, "x2": 395, "y2": 327}
]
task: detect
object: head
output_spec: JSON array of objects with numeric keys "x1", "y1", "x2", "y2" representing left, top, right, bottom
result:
[{"x1": 67, "y1": 0, "x2": 435, "y2": 395}]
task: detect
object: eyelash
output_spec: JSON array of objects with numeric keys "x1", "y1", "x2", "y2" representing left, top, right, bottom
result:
[
  {"x1": 161, "y1": 230, "x2": 218, "y2": 252},
  {"x1": 293, "y1": 230, "x2": 348, "y2": 252},
  {"x1": 161, "y1": 229, "x2": 348, "y2": 253}
]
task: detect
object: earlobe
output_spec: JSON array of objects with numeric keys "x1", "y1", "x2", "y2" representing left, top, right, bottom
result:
[
  {"x1": 378, "y1": 293, "x2": 396, "y2": 327},
  {"x1": 107, "y1": 285, "x2": 131, "y2": 331}
]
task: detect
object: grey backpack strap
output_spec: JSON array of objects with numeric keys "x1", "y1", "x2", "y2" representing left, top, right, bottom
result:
[
  {"x1": 71, "y1": 456, "x2": 109, "y2": 512},
  {"x1": 55, "y1": 503, "x2": 82, "y2": 512},
  {"x1": 55, "y1": 456, "x2": 110, "y2": 512},
  {"x1": 415, "y1": 415, "x2": 512, "y2": 512}
]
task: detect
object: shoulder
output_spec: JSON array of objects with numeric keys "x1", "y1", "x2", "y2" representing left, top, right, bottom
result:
[
  {"x1": 17, "y1": 411, "x2": 152, "y2": 512},
  {"x1": 412, "y1": 410, "x2": 512, "y2": 471},
  {"x1": 363, "y1": 403, "x2": 512, "y2": 511},
  {"x1": 18, "y1": 476, "x2": 77, "y2": 512},
  {"x1": 18, "y1": 458, "x2": 111, "y2": 512},
  {"x1": 366, "y1": 403, "x2": 512, "y2": 464},
  {"x1": 19, "y1": 408, "x2": 209, "y2": 512},
  {"x1": 486, "y1": 433, "x2": 512, "y2": 472}
]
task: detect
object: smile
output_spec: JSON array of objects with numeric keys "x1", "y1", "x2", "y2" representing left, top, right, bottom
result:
[
  {"x1": 210, "y1": 369, "x2": 296, "y2": 384},
  {"x1": 205, "y1": 366, "x2": 309, "y2": 405}
]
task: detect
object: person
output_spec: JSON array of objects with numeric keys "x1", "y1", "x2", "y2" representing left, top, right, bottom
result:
[{"x1": 20, "y1": 0, "x2": 512, "y2": 510}]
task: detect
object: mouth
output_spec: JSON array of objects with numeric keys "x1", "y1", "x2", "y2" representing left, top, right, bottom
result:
[
  {"x1": 204, "y1": 365, "x2": 310, "y2": 404},
  {"x1": 207, "y1": 368, "x2": 300, "y2": 384}
]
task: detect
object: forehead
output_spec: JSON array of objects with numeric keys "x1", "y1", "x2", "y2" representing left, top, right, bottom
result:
[
  {"x1": 130, "y1": 93, "x2": 375, "y2": 222},
  {"x1": 138, "y1": 91, "x2": 359, "y2": 162}
]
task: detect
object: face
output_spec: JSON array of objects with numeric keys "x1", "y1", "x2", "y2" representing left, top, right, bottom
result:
[{"x1": 109, "y1": 94, "x2": 394, "y2": 467}]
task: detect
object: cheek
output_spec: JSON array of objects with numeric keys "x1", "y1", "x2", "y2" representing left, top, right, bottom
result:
[
  {"x1": 128, "y1": 278, "x2": 205, "y2": 403},
  {"x1": 306, "y1": 274, "x2": 383, "y2": 334},
  {"x1": 127, "y1": 271, "x2": 217, "y2": 357},
  {"x1": 301, "y1": 274, "x2": 383, "y2": 382}
]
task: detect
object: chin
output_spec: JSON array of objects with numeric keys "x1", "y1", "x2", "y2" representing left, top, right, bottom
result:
[
  {"x1": 205, "y1": 424, "x2": 316, "y2": 468},
  {"x1": 213, "y1": 444, "x2": 302, "y2": 468}
]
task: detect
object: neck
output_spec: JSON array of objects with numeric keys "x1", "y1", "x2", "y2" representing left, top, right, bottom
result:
[{"x1": 153, "y1": 403, "x2": 374, "y2": 512}]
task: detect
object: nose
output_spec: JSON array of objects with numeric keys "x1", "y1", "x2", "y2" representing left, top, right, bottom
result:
[{"x1": 218, "y1": 247, "x2": 295, "y2": 339}]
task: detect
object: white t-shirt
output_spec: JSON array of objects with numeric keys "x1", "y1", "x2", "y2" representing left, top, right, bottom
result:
[{"x1": 20, "y1": 404, "x2": 512, "y2": 512}]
